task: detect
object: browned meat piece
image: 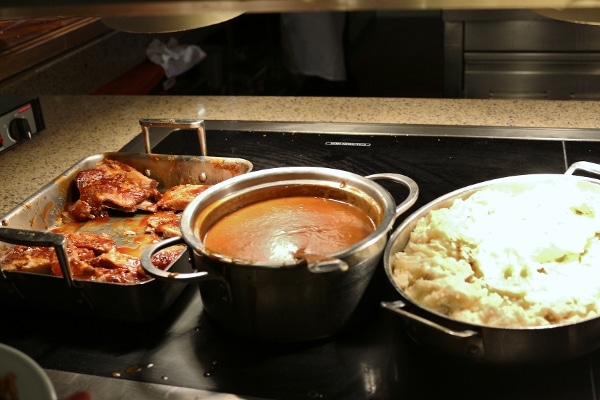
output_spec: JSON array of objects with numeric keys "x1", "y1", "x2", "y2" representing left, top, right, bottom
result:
[
  {"x1": 94, "y1": 179, "x2": 158, "y2": 212},
  {"x1": 91, "y1": 250, "x2": 139, "y2": 270},
  {"x1": 136, "y1": 199, "x2": 159, "y2": 213},
  {"x1": 90, "y1": 246, "x2": 183, "y2": 283},
  {"x1": 69, "y1": 159, "x2": 161, "y2": 221},
  {"x1": 64, "y1": 231, "x2": 116, "y2": 254},
  {"x1": 45, "y1": 241, "x2": 99, "y2": 279},
  {"x1": 1, "y1": 244, "x2": 56, "y2": 274},
  {"x1": 94, "y1": 267, "x2": 149, "y2": 284},
  {"x1": 74, "y1": 167, "x2": 105, "y2": 187},
  {"x1": 56, "y1": 244, "x2": 97, "y2": 279},
  {"x1": 146, "y1": 211, "x2": 182, "y2": 238},
  {"x1": 3, "y1": 231, "x2": 126, "y2": 281},
  {"x1": 151, "y1": 245, "x2": 186, "y2": 270},
  {"x1": 45, "y1": 246, "x2": 147, "y2": 283},
  {"x1": 96, "y1": 159, "x2": 158, "y2": 191},
  {"x1": 157, "y1": 184, "x2": 211, "y2": 211},
  {"x1": 1, "y1": 240, "x2": 95, "y2": 279},
  {"x1": 68, "y1": 198, "x2": 95, "y2": 221},
  {"x1": 91, "y1": 251, "x2": 149, "y2": 284}
]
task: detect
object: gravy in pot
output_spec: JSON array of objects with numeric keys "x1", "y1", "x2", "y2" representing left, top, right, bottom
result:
[{"x1": 203, "y1": 196, "x2": 376, "y2": 264}]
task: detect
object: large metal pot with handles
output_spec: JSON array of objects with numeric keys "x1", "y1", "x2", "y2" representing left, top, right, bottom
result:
[
  {"x1": 142, "y1": 166, "x2": 418, "y2": 342},
  {"x1": 381, "y1": 161, "x2": 600, "y2": 364}
]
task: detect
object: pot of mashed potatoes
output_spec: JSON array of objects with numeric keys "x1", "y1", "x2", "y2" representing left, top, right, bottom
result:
[{"x1": 382, "y1": 161, "x2": 600, "y2": 364}]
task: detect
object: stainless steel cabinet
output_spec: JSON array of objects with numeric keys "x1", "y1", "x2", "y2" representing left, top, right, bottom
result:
[{"x1": 444, "y1": 10, "x2": 600, "y2": 99}]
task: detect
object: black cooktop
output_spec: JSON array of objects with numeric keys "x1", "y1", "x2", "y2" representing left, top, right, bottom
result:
[{"x1": 4, "y1": 122, "x2": 600, "y2": 399}]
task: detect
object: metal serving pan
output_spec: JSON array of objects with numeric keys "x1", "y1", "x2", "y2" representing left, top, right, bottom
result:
[
  {"x1": 0, "y1": 118, "x2": 253, "y2": 322},
  {"x1": 381, "y1": 161, "x2": 600, "y2": 364}
]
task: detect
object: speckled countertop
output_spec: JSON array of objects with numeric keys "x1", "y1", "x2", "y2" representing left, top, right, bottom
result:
[{"x1": 2, "y1": 94, "x2": 600, "y2": 216}]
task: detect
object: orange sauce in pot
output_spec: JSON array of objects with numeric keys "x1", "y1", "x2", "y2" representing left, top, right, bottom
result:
[{"x1": 203, "y1": 196, "x2": 376, "y2": 264}]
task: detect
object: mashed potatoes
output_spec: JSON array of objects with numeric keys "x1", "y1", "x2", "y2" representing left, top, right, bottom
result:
[{"x1": 392, "y1": 179, "x2": 600, "y2": 328}]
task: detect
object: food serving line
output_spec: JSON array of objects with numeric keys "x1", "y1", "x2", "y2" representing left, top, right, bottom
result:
[{"x1": 3, "y1": 120, "x2": 600, "y2": 399}]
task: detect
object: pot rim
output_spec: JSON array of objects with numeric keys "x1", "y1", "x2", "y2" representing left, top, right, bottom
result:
[
  {"x1": 383, "y1": 171, "x2": 600, "y2": 332},
  {"x1": 181, "y1": 166, "x2": 400, "y2": 268}
]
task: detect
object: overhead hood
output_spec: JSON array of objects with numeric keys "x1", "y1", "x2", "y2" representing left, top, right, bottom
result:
[
  {"x1": 2, "y1": 0, "x2": 600, "y2": 20},
  {"x1": 3, "y1": 0, "x2": 600, "y2": 33}
]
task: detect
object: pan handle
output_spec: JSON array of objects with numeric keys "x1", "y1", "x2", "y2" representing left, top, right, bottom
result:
[
  {"x1": 381, "y1": 300, "x2": 477, "y2": 338},
  {"x1": 0, "y1": 227, "x2": 78, "y2": 288},
  {"x1": 381, "y1": 300, "x2": 485, "y2": 359},
  {"x1": 139, "y1": 118, "x2": 207, "y2": 156},
  {"x1": 141, "y1": 236, "x2": 215, "y2": 282},
  {"x1": 565, "y1": 161, "x2": 600, "y2": 176},
  {"x1": 365, "y1": 173, "x2": 419, "y2": 219}
]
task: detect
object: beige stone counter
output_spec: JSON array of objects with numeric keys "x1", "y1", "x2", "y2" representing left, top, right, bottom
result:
[{"x1": 2, "y1": 94, "x2": 600, "y2": 216}]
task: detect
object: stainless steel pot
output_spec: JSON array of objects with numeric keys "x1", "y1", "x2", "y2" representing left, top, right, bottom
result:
[
  {"x1": 381, "y1": 161, "x2": 600, "y2": 364},
  {"x1": 142, "y1": 166, "x2": 418, "y2": 342}
]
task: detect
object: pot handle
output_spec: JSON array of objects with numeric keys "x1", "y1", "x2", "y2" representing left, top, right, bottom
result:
[
  {"x1": 304, "y1": 255, "x2": 349, "y2": 273},
  {"x1": 141, "y1": 236, "x2": 213, "y2": 282},
  {"x1": 365, "y1": 173, "x2": 419, "y2": 219},
  {"x1": 565, "y1": 161, "x2": 600, "y2": 176},
  {"x1": 0, "y1": 227, "x2": 78, "y2": 288}
]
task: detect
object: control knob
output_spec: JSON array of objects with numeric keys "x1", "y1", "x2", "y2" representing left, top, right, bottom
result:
[{"x1": 9, "y1": 117, "x2": 32, "y2": 141}]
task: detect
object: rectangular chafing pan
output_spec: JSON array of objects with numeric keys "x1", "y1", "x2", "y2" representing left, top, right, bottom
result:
[{"x1": 0, "y1": 119, "x2": 253, "y2": 322}]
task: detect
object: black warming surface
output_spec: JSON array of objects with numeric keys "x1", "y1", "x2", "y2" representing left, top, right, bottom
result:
[{"x1": 3, "y1": 126, "x2": 600, "y2": 400}]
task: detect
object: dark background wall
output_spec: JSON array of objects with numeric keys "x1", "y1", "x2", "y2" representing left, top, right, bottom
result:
[{"x1": 0, "y1": 11, "x2": 445, "y2": 98}]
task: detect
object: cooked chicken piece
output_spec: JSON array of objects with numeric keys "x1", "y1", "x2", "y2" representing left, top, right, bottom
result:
[
  {"x1": 96, "y1": 159, "x2": 158, "y2": 191},
  {"x1": 94, "y1": 267, "x2": 148, "y2": 284},
  {"x1": 136, "y1": 199, "x2": 159, "y2": 213},
  {"x1": 1, "y1": 244, "x2": 56, "y2": 274},
  {"x1": 89, "y1": 251, "x2": 147, "y2": 284},
  {"x1": 91, "y1": 247, "x2": 183, "y2": 283},
  {"x1": 42, "y1": 245, "x2": 146, "y2": 283},
  {"x1": 68, "y1": 198, "x2": 95, "y2": 221},
  {"x1": 157, "y1": 184, "x2": 211, "y2": 211},
  {"x1": 91, "y1": 250, "x2": 138, "y2": 270},
  {"x1": 54, "y1": 244, "x2": 97, "y2": 279},
  {"x1": 69, "y1": 159, "x2": 161, "y2": 221},
  {"x1": 65, "y1": 231, "x2": 116, "y2": 254},
  {"x1": 146, "y1": 211, "x2": 182, "y2": 238},
  {"x1": 3, "y1": 231, "x2": 118, "y2": 279},
  {"x1": 151, "y1": 245, "x2": 186, "y2": 270},
  {"x1": 1, "y1": 240, "x2": 94, "y2": 278}
]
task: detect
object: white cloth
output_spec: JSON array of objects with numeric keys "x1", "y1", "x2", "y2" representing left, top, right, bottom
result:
[
  {"x1": 146, "y1": 38, "x2": 206, "y2": 78},
  {"x1": 280, "y1": 12, "x2": 347, "y2": 81}
]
